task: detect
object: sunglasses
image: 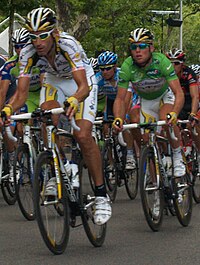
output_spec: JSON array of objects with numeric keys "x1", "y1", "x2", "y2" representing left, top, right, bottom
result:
[
  {"x1": 130, "y1": 43, "x2": 150, "y2": 50},
  {"x1": 29, "y1": 29, "x2": 53, "y2": 41},
  {"x1": 14, "y1": 43, "x2": 26, "y2": 49},
  {"x1": 99, "y1": 65, "x2": 115, "y2": 71},
  {"x1": 172, "y1": 61, "x2": 182, "y2": 65}
]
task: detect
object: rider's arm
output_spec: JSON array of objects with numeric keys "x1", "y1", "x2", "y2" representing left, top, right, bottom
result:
[
  {"x1": 113, "y1": 86, "x2": 127, "y2": 121},
  {"x1": 190, "y1": 83, "x2": 199, "y2": 114},
  {"x1": 168, "y1": 78, "x2": 185, "y2": 116},
  {"x1": 6, "y1": 76, "x2": 30, "y2": 113},
  {"x1": 0, "y1": 79, "x2": 10, "y2": 109},
  {"x1": 72, "y1": 69, "x2": 90, "y2": 102}
]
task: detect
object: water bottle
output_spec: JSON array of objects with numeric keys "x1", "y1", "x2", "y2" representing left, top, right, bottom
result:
[
  {"x1": 64, "y1": 160, "x2": 79, "y2": 188},
  {"x1": 71, "y1": 162, "x2": 79, "y2": 188}
]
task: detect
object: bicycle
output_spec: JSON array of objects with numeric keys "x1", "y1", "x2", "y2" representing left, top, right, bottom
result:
[
  {"x1": 6, "y1": 111, "x2": 44, "y2": 221},
  {"x1": 92, "y1": 117, "x2": 139, "y2": 202},
  {"x1": 13, "y1": 107, "x2": 106, "y2": 254},
  {"x1": 178, "y1": 119, "x2": 200, "y2": 203},
  {"x1": 119, "y1": 120, "x2": 193, "y2": 231},
  {"x1": 0, "y1": 118, "x2": 17, "y2": 205}
]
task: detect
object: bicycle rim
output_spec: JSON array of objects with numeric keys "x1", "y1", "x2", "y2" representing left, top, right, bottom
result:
[
  {"x1": 124, "y1": 153, "x2": 138, "y2": 200},
  {"x1": 173, "y1": 173, "x2": 193, "y2": 227},
  {"x1": 103, "y1": 143, "x2": 117, "y2": 202},
  {"x1": 191, "y1": 148, "x2": 200, "y2": 203},
  {"x1": 79, "y1": 159, "x2": 106, "y2": 247},
  {"x1": 14, "y1": 144, "x2": 35, "y2": 221},
  {"x1": 33, "y1": 151, "x2": 70, "y2": 255},
  {"x1": 139, "y1": 147, "x2": 164, "y2": 232}
]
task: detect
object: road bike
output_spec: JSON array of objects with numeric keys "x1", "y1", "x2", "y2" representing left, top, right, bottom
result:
[
  {"x1": 178, "y1": 119, "x2": 200, "y2": 203},
  {"x1": 14, "y1": 107, "x2": 106, "y2": 254},
  {"x1": 119, "y1": 121, "x2": 193, "y2": 231},
  {"x1": 92, "y1": 117, "x2": 138, "y2": 202},
  {"x1": 6, "y1": 111, "x2": 44, "y2": 220}
]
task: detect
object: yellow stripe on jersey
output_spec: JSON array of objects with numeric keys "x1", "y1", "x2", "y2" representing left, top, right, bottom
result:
[{"x1": 43, "y1": 84, "x2": 57, "y2": 101}]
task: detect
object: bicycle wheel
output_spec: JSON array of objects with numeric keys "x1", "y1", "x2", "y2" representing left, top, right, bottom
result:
[
  {"x1": 173, "y1": 171, "x2": 193, "y2": 226},
  {"x1": 1, "y1": 149, "x2": 16, "y2": 205},
  {"x1": 139, "y1": 146, "x2": 164, "y2": 232},
  {"x1": 79, "y1": 159, "x2": 107, "y2": 247},
  {"x1": 124, "y1": 151, "x2": 139, "y2": 200},
  {"x1": 33, "y1": 151, "x2": 70, "y2": 255},
  {"x1": 14, "y1": 144, "x2": 35, "y2": 221},
  {"x1": 102, "y1": 141, "x2": 118, "y2": 202},
  {"x1": 191, "y1": 147, "x2": 200, "y2": 203}
]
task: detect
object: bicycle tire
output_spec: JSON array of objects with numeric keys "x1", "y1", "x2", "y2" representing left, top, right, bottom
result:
[
  {"x1": 124, "y1": 150, "x2": 139, "y2": 200},
  {"x1": 79, "y1": 159, "x2": 107, "y2": 247},
  {"x1": 173, "y1": 173, "x2": 193, "y2": 227},
  {"x1": 1, "y1": 149, "x2": 16, "y2": 205},
  {"x1": 139, "y1": 146, "x2": 164, "y2": 232},
  {"x1": 14, "y1": 144, "x2": 35, "y2": 221},
  {"x1": 191, "y1": 147, "x2": 200, "y2": 203},
  {"x1": 33, "y1": 151, "x2": 70, "y2": 255},
  {"x1": 102, "y1": 141, "x2": 118, "y2": 202}
]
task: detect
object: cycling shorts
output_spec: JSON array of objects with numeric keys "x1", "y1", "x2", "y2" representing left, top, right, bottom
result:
[
  {"x1": 140, "y1": 87, "x2": 175, "y2": 123},
  {"x1": 40, "y1": 72, "x2": 98, "y2": 123}
]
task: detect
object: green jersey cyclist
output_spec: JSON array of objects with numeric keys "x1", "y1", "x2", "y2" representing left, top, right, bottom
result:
[{"x1": 113, "y1": 27, "x2": 186, "y2": 177}]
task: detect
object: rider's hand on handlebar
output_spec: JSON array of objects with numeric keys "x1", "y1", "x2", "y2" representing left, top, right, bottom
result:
[
  {"x1": 166, "y1": 112, "x2": 177, "y2": 125},
  {"x1": 64, "y1": 96, "x2": 79, "y2": 120},
  {"x1": 188, "y1": 112, "x2": 199, "y2": 125},
  {"x1": 0, "y1": 104, "x2": 13, "y2": 125},
  {"x1": 112, "y1": 117, "x2": 123, "y2": 133}
]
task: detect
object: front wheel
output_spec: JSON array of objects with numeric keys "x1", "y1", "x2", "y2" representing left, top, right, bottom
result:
[
  {"x1": 14, "y1": 144, "x2": 35, "y2": 221},
  {"x1": 79, "y1": 159, "x2": 107, "y2": 247},
  {"x1": 33, "y1": 151, "x2": 70, "y2": 255},
  {"x1": 139, "y1": 146, "x2": 164, "y2": 232}
]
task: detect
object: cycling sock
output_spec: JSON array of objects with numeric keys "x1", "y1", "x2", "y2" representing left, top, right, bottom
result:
[{"x1": 94, "y1": 184, "x2": 107, "y2": 197}]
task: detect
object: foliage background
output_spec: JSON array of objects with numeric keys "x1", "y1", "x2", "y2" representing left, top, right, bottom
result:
[{"x1": 0, "y1": 0, "x2": 199, "y2": 65}]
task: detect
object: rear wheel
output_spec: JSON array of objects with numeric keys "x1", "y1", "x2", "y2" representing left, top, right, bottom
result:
[
  {"x1": 191, "y1": 147, "x2": 200, "y2": 203},
  {"x1": 102, "y1": 141, "x2": 118, "y2": 202},
  {"x1": 1, "y1": 149, "x2": 16, "y2": 205},
  {"x1": 124, "y1": 150, "x2": 139, "y2": 200},
  {"x1": 139, "y1": 146, "x2": 164, "y2": 232},
  {"x1": 33, "y1": 151, "x2": 70, "y2": 255},
  {"x1": 79, "y1": 159, "x2": 107, "y2": 247}
]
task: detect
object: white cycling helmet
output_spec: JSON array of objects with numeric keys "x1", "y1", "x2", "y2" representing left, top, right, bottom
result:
[
  {"x1": 189, "y1": 64, "x2": 200, "y2": 75},
  {"x1": 129, "y1": 28, "x2": 154, "y2": 44},
  {"x1": 25, "y1": 7, "x2": 56, "y2": 32},
  {"x1": 12, "y1": 28, "x2": 30, "y2": 44}
]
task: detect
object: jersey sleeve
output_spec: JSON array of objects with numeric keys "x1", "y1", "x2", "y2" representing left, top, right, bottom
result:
[
  {"x1": 160, "y1": 55, "x2": 178, "y2": 82},
  {"x1": 58, "y1": 34, "x2": 85, "y2": 71},
  {"x1": 1, "y1": 61, "x2": 12, "y2": 81},
  {"x1": 188, "y1": 68, "x2": 198, "y2": 86}
]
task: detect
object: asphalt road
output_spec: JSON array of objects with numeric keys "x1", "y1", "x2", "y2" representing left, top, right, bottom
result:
[{"x1": 1, "y1": 184, "x2": 200, "y2": 265}]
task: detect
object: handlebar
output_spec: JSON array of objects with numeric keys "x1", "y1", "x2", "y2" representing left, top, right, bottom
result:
[
  {"x1": 118, "y1": 120, "x2": 178, "y2": 146},
  {"x1": 5, "y1": 107, "x2": 80, "y2": 142}
]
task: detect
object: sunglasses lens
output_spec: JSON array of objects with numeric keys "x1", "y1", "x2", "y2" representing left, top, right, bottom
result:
[
  {"x1": 130, "y1": 43, "x2": 149, "y2": 50},
  {"x1": 40, "y1": 33, "x2": 49, "y2": 40},
  {"x1": 30, "y1": 34, "x2": 37, "y2": 41},
  {"x1": 15, "y1": 44, "x2": 25, "y2": 49},
  {"x1": 100, "y1": 66, "x2": 113, "y2": 71}
]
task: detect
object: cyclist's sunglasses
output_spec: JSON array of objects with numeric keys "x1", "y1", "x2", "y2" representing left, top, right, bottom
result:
[
  {"x1": 99, "y1": 65, "x2": 115, "y2": 71},
  {"x1": 14, "y1": 43, "x2": 26, "y2": 49},
  {"x1": 130, "y1": 43, "x2": 150, "y2": 50},
  {"x1": 29, "y1": 29, "x2": 53, "y2": 41},
  {"x1": 172, "y1": 61, "x2": 182, "y2": 65}
]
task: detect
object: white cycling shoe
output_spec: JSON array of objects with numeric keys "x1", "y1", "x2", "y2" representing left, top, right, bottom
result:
[
  {"x1": 44, "y1": 177, "x2": 57, "y2": 196},
  {"x1": 173, "y1": 159, "x2": 186, "y2": 177},
  {"x1": 94, "y1": 195, "x2": 112, "y2": 225}
]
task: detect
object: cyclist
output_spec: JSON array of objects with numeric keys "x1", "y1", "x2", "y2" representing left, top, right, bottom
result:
[
  {"x1": 166, "y1": 49, "x2": 200, "y2": 169},
  {"x1": 1, "y1": 7, "x2": 111, "y2": 225},
  {"x1": 96, "y1": 50, "x2": 136, "y2": 169},
  {"x1": 113, "y1": 27, "x2": 186, "y2": 177},
  {"x1": 0, "y1": 28, "x2": 44, "y2": 179}
]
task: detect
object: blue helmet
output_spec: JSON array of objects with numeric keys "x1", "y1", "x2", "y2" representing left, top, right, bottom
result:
[{"x1": 98, "y1": 51, "x2": 118, "y2": 66}]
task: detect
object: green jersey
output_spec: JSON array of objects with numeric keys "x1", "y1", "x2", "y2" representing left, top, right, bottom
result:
[{"x1": 118, "y1": 52, "x2": 178, "y2": 100}]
